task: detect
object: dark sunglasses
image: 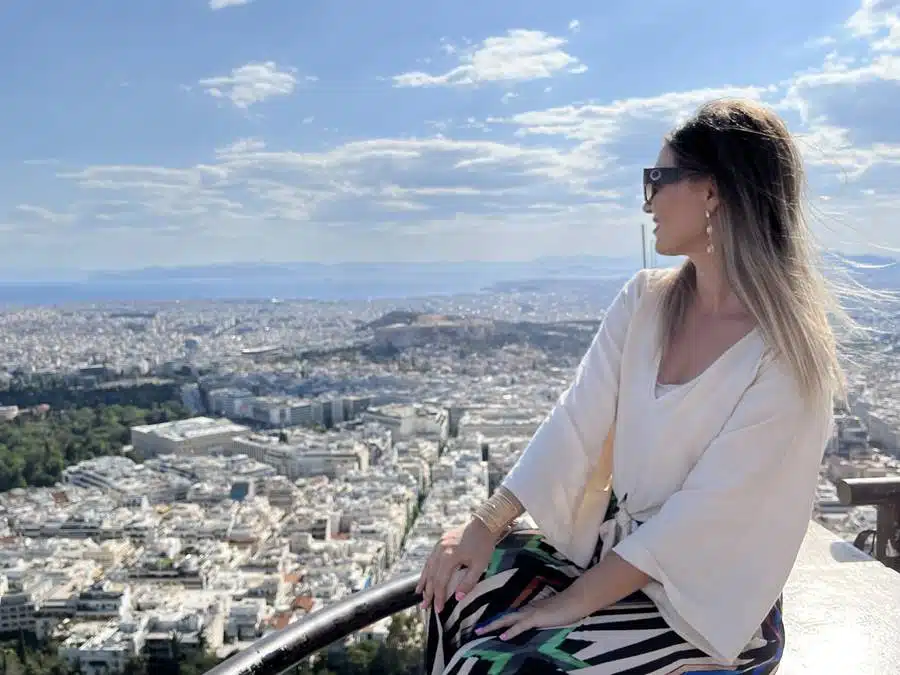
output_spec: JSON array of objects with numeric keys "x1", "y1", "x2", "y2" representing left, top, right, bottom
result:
[{"x1": 643, "y1": 167, "x2": 693, "y2": 203}]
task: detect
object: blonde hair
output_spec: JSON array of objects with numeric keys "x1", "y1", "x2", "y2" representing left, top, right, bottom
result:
[{"x1": 659, "y1": 98, "x2": 845, "y2": 404}]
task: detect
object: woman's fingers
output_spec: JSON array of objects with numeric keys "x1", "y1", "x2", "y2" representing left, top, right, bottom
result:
[
  {"x1": 422, "y1": 549, "x2": 440, "y2": 609},
  {"x1": 475, "y1": 609, "x2": 519, "y2": 634},
  {"x1": 422, "y1": 572, "x2": 435, "y2": 610},
  {"x1": 497, "y1": 613, "x2": 536, "y2": 640},
  {"x1": 419, "y1": 541, "x2": 445, "y2": 608},
  {"x1": 432, "y1": 554, "x2": 460, "y2": 613},
  {"x1": 415, "y1": 560, "x2": 425, "y2": 595},
  {"x1": 415, "y1": 557, "x2": 430, "y2": 596},
  {"x1": 475, "y1": 608, "x2": 533, "y2": 639}
]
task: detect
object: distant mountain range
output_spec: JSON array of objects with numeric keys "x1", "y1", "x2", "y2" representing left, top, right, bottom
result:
[
  {"x1": 0, "y1": 256, "x2": 642, "y2": 305},
  {"x1": 0, "y1": 253, "x2": 895, "y2": 305}
]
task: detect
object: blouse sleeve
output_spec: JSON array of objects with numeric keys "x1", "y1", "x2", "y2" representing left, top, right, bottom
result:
[
  {"x1": 612, "y1": 355, "x2": 834, "y2": 664},
  {"x1": 501, "y1": 269, "x2": 649, "y2": 555}
]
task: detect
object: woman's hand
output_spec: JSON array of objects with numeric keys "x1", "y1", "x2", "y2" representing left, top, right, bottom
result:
[
  {"x1": 416, "y1": 518, "x2": 497, "y2": 613},
  {"x1": 474, "y1": 590, "x2": 589, "y2": 641},
  {"x1": 475, "y1": 551, "x2": 648, "y2": 641}
]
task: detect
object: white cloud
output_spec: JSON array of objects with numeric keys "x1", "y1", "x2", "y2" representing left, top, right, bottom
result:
[
  {"x1": 39, "y1": 129, "x2": 625, "y2": 256},
  {"x1": 795, "y1": 123, "x2": 900, "y2": 180},
  {"x1": 848, "y1": 0, "x2": 900, "y2": 35},
  {"x1": 803, "y1": 35, "x2": 837, "y2": 49},
  {"x1": 209, "y1": 0, "x2": 253, "y2": 9},
  {"x1": 847, "y1": 0, "x2": 900, "y2": 51},
  {"x1": 216, "y1": 138, "x2": 267, "y2": 155},
  {"x1": 788, "y1": 53, "x2": 900, "y2": 92},
  {"x1": 491, "y1": 85, "x2": 773, "y2": 145},
  {"x1": 439, "y1": 37, "x2": 457, "y2": 55},
  {"x1": 198, "y1": 62, "x2": 310, "y2": 108},
  {"x1": 16, "y1": 204, "x2": 70, "y2": 223},
  {"x1": 393, "y1": 29, "x2": 586, "y2": 87},
  {"x1": 774, "y1": 3, "x2": 900, "y2": 183},
  {"x1": 15, "y1": 204, "x2": 73, "y2": 224},
  {"x1": 568, "y1": 19, "x2": 581, "y2": 33}
]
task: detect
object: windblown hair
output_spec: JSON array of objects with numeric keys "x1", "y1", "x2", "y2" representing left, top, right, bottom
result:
[{"x1": 659, "y1": 98, "x2": 845, "y2": 404}]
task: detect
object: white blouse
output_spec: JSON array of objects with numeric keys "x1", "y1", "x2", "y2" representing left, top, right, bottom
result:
[{"x1": 501, "y1": 268, "x2": 834, "y2": 665}]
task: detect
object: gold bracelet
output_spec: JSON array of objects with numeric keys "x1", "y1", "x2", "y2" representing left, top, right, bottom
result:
[{"x1": 472, "y1": 486, "x2": 524, "y2": 536}]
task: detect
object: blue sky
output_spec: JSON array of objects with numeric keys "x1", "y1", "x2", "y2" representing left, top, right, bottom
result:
[{"x1": 1, "y1": 0, "x2": 899, "y2": 271}]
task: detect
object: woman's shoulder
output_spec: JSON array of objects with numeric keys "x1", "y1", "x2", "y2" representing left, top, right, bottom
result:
[
  {"x1": 749, "y1": 347, "x2": 835, "y2": 422},
  {"x1": 622, "y1": 266, "x2": 677, "y2": 302}
]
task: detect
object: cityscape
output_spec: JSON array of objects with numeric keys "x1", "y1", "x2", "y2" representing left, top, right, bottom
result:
[{"x1": 0, "y1": 260, "x2": 899, "y2": 673}]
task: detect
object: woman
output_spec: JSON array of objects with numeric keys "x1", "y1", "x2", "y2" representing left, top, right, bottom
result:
[{"x1": 417, "y1": 98, "x2": 841, "y2": 674}]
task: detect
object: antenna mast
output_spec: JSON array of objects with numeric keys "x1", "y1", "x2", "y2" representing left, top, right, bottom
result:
[{"x1": 640, "y1": 223, "x2": 648, "y2": 269}]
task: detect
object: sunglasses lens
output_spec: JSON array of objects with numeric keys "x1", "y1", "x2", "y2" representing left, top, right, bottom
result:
[{"x1": 643, "y1": 168, "x2": 657, "y2": 203}]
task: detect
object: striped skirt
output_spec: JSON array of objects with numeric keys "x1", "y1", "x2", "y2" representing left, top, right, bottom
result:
[{"x1": 424, "y1": 514, "x2": 783, "y2": 673}]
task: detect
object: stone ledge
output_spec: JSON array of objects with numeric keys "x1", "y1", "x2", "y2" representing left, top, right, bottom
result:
[{"x1": 780, "y1": 522, "x2": 900, "y2": 674}]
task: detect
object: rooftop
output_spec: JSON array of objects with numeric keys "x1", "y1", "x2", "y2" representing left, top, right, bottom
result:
[{"x1": 132, "y1": 416, "x2": 250, "y2": 440}]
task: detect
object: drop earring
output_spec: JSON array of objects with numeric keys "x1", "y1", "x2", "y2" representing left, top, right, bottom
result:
[{"x1": 705, "y1": 210, "x2": 714, "y2": 254}]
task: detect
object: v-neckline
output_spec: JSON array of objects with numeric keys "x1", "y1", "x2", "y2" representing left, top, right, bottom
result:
[{"x1": 651, "y1": 326, "x2": 760, "y2": 401}]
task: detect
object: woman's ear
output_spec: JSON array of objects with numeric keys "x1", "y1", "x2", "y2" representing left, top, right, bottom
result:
[{"x1": 705, "y1": 181, "x2": 720, "y2": 216}]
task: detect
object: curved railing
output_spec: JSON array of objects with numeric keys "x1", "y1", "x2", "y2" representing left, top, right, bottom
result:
[{"x1": 206, "y1": 571, "x2": 422, "y2": 675}]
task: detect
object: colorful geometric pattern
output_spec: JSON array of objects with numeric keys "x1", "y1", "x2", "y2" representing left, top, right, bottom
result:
[{"x1": 425, "y1": 496, "x2": 783, "y2": 674}]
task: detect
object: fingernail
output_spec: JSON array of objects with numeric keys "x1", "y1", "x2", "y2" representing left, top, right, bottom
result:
[
  {"x1": 500, "y1": 632, "x2": 509, "y2": 640},
  {"x1": 475, "y1": 627, "x2": 483, "y2": 635},
  {"x1": 455, "y1": 591, "x2": 465, "y2": 601}
]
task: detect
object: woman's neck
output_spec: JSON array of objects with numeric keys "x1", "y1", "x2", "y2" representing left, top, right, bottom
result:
[{"x1": 691, "y1": 257, "x2": 745, "y2": 317}]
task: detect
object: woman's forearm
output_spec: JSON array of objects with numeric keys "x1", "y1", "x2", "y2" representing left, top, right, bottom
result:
[
  {"x1": 472, "y1": 486, "x2": 524, "y2": 537},
  {"x1": 566, "y1": 552, "x2": 651, "y2": 616}
]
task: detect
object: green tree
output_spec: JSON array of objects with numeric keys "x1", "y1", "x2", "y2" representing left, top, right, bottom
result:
[
  {"x1": 1, "y1": 648, "x2": 26, "y2": 675},
  {"x1": 0, "y1": 401, "x2": 190, "y2": 493}
]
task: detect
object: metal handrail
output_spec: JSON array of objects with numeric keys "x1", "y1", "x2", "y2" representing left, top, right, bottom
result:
[
  {"x1": 838, "y1": 476, "x2": 900, "y2": 570},
  {"x1": 206, "y1": 571, "x2": 422, "y2": 675}
]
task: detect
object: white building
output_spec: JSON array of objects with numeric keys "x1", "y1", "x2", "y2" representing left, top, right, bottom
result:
[
  {"x1": 0, "y1": 591, "x2": 36, "y2": 634},
  {"x1": 226, "y1": 598, "x2": 267, "y2": 641},
  {"x1": 59, "y1": 620, "x2": 144, "y2": 675},
  {"x1": 363, "y1": 404, "x2": 448, "y2": 441},
  {"x1": 131, "y1": 417, "x2": 250, "y2": 456}
]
